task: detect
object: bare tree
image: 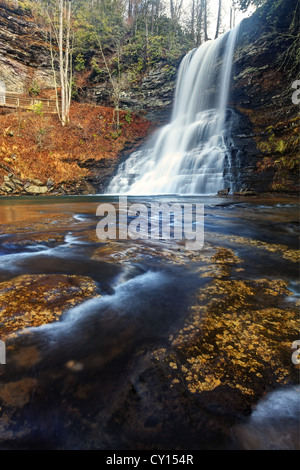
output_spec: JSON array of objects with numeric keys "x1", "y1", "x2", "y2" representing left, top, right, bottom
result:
[
  {"x1": 230, "y1": 0, "x2": 237, "y2": 28},
  {"x1": 191, "y1": 0, "x2": 195, "y2": 43},
  {"x1": 170, "y1": 0, "x2": 184, "y2": 34},
  {"x1": 97, "y1": 36, "x2": 123, "y2": 130},
  {"x1": 203, "y1": 0, "x2": 208, "y2": 41},
  {"x1": 48, "y1": 0, "x2": 73, "y2": 126},
  {"x1": 215, "y1": 0, "x2": 222, "y2": 38}
]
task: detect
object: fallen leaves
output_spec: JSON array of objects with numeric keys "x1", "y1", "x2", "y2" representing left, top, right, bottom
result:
[
  {"x1": 0, "y1": 274, "x2": 100, "y2": 339},
  {"x1": 153, "y1": 247, "x2": 300, "y2": 401}
]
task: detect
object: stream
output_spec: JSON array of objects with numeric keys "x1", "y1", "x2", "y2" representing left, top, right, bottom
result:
[{"x1": 0, "y1": 194, "x2": 299, "y2": 450}]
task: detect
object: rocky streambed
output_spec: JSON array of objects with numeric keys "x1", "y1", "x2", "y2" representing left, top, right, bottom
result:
[
  {"x1": 0, "y1": 171, "x2": 96, "y2": 196},
  {"x1": 0, "y1": 195, "x2": 299, "y2": 450}
]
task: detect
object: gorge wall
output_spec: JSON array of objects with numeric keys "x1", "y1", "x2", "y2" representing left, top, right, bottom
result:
[
  {"x1": 230, "y1": 0, "x2": 299, "y2": 193},
  {"x1": 0, "y1": 2, "x2": 55, "y2": 93},
  {"x1": 0, "y1": 0, "x2": 299, "y2": 194},
  {"x1": 83, "y1": 0, "x2": 300, "y2": 194}
]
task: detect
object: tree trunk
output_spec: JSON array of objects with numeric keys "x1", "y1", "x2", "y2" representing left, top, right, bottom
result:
[
  {"x1": 204, "y1": 0, "x2": 208, "y2": 42},
  {"x1": 145, "y1": 17, "x2": 149, "y2": 67},
  {"x1": 215, "y1": 0, "x2": 222, "y2": 39},
  {"x1": 191, "y1": 0, "x2": 195, "y2": 43},
  {"x1": 59, "y1": 0, "x2": 65, "y2": 125}
]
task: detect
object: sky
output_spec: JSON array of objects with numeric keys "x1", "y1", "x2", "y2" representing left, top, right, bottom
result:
[{"x1": 181, "y1": 0, "x2": 255, "y2": 37}]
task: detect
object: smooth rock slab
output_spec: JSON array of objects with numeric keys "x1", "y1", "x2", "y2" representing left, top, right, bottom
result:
[{"x1": 0, "y1": 274, "x2": 100, "y2": 339}]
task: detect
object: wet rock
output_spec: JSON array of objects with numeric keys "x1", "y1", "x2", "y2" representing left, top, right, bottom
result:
[
  {"x1": 159, "y1": 247, "x2": 299, "y2": 417},
  {"x1": 234, "y1": 188, "x2": 257, "y2": 196},
  {"x1": 217, "y1": 188, "x2": 230, "y2": 196},
  {"x1": 0, "y1": 274, "x2": 100, "y2": 339},
  {"x1": 0, "y1": 378, "x2": 38, "y2": 408},
  {"x1": 92, "y1": 247, "x2": 299, "y2": 449},
  {"x1": 229, "y1": 0, "x2": 299, "y2": 193}
]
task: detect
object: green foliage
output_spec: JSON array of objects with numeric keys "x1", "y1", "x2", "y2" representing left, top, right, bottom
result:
[
  {"x1": 71, "y1": 79, "x2": 79, "y2": 99},
  {"x1": 28, "y1": 80, "x2": 41, "y2": 97},
  {"x1": 110, "y1": 129, "x2": 122, "y2": 139},
  {"x1": 71, "y1": 0, "x2": 192, "y2": 77},
  {"x1": 73, "y1": 0, "x2": 125, "y2": 54},
  {"x1": 13, "y1": 0, "x2": 32, "y2": 13},
  {"x1": 75, "y1": 53, "x2": 86, "y2": 72},
  {"x1": 257, "y1": 117, "x2": 300, "y2": 190},
  {"x1": 91, "y1": 57, "x2": 102, "y2": 75},
  {"x1": 235, "y1": 0, "x2": 264, "y2": 11},
  {"x1": 124, "y1": 111, "x2": 132, "y2": 124},
  {"x1": 28, "y1": 101, "x2": 43, "y2": 116}
]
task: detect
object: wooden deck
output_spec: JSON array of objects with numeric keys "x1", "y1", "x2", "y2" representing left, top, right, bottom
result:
[{"x1": 0, "y1": 92, "x2": 59, "y2": 114}]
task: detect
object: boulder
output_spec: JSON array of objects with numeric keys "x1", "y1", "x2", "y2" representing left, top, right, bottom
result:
[
  {"x1": 46, "y1": 177, "x2": 54, "y2": 188},
  {"x1": 24, "y1": 184, "x2": 48, "y2": 195},
  {"x1": 0, "y1": 183, "x2": 12, "y2": 193},
  {"x1": 11, "y1": 177, "x2": 23, "y2": 186},
  {"x1": 217, "y1": 188, "x2": 230, "y2": 196},
  {"x1": 4, "y1": 181, "x2": 15, "y2": 191},
  {"x1": 30, "y1": 178, "x2": 44, "y2": 186},
  {"x1": 234, "y1": 188, "x2": 257, "y2": 196}
]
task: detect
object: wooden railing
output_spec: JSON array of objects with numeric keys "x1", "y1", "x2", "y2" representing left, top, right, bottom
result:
[{"x1": 0, "y1": 92, "x2": 60, "y2": 114}]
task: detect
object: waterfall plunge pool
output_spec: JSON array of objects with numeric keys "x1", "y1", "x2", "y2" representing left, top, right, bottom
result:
[{"x1": 0, "y1": 194, "x2": 299, "y2": 450}]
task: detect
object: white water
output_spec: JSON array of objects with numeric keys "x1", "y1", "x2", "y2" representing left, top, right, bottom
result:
[
  {"x1": 107, "y1": 24, "x2": 241, "y2": 196},
  {"x1": 232, "y1": 386, "x2": 300, "y2": 450}
]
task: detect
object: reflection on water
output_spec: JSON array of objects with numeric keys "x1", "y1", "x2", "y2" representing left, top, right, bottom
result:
[{"x1": 0, "y1": 195, "x2": 299, "y2": 450}]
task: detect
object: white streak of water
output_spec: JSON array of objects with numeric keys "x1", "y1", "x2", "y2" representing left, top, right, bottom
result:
[{"x1": 107, "y1": 24, "x2": 241, "y2": 196}]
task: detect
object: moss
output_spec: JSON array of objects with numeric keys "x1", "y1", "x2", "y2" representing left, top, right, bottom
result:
[{"x1": 256, "y1": 116, "x2": 300, "y2": 191}]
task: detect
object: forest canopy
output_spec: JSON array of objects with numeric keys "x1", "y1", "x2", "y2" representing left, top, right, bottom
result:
[{"x1": 11, "y1": 0, "x2": 265, "y2": 72}]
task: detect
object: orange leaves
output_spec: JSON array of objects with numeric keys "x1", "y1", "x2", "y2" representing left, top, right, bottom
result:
[{"x1": 0, "y1": 102, "x2": 152, "y2": 185}]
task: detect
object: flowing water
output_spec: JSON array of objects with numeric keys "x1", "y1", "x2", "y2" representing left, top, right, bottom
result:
[
  {"x1": 0, "y1": 195, "x2": 299, "y2": 450},
  {"x1": 0, "y1": 18, "x2": 299, "y2": 453},
  {"x1": 108, "y1": 24, "x2": 241, "y2": 195}
]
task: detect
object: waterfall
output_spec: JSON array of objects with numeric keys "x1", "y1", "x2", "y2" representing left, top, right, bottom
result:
[{"x1": 107, "y1": 24, "x2": 241, "y2": 196}]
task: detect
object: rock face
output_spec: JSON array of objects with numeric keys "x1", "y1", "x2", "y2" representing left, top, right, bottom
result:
[
  {"x1": 0, "y1": 2, "x2": 55, "y2": 93},
  {"x1": 0, "y1": 0, "x2": 298, "y2": 194},
  {"x1": 228, "y1": 0, "x2": 300, "y2": 192},
  {"x1": 85, "y1": 62, "x2": 178, "y2": 124},
  {"x1": 85, "y1": 1, "x2": 299, "y2": 194},
  {"x1": 0, "y1": 171, "x2": 49, "y2": 195}
]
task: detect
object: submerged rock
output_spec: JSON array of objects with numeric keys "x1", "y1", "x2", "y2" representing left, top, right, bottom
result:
[
  {"x1": 157, "y1": 247, "x2": 299, "y2": 416},
  {"x1": 0, "y1": 274, "x2": 100, "y2": 339}
]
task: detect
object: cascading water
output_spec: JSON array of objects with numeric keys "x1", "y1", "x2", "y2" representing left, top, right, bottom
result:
[{"x1": 107, "y1": 23, "x2": 241, "y2": 195}]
